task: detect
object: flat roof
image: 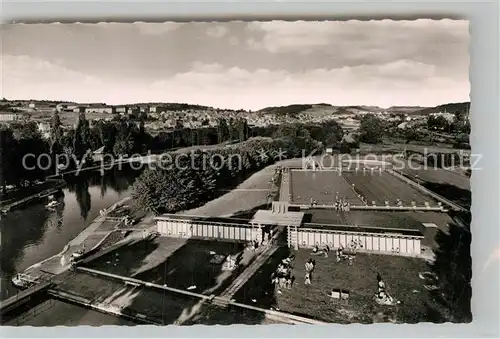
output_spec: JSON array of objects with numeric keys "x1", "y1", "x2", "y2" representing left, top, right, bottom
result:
[
  {"x1": 249, "y1": 210, "x2": 305, "y2": 227},
  {"x1": 155, "y1": 214, "x2": 250, "y2": 226},
  {"x1": 302, "y1": 223, "x2": 423, "y2": 237},
  {"x1": 307, "y1": 209, "x2": 452, "y2": 231}
]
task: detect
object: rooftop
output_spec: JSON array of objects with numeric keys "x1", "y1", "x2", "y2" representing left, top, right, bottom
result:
[
  {"x1": 307, "y1": 209, "x2": 452, "y2": 230},
  {"x1": 305, "y1": 209, "x2": 452, "y2": 246},
  {"x1": 155, "y1": 213, "x2": 250, "y2": 226},
  {"x1": 249, "y1": 209, "x2": 305, "y2": 227}
]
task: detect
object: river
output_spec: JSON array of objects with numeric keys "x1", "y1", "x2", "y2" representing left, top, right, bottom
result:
[{"x1": 0, "y1": 167, "x2": 140, "y2": 302}]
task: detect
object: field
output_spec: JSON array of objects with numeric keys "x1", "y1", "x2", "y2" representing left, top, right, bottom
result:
[
  {"x1": 289, "y1": 170, "x2": 363, "y2": 205},
  {"x1": 233, "y1": 247, "x2": 431, "y2": 324},
  {"x1": 395, "y1": 159, "x2": 470, "y2": 191},
  {"x1": 342, "y1": 171, "x2": 438, "y2": 206}
]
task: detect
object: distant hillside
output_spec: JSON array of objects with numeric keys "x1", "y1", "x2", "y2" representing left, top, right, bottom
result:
[
  {"x1": 129, "y1": 102, "x2": 213, "y2": 111},
  {"x1": 386, "y1": 106, "x2": 426, "y2": 114},
  {"x1": 258, "y1": 104, "x2": 315, "y2": 116},
  {"x1": 344, "y1": 105, "x2": 381, "y2": 112},
  {"x1": 416, "y1": 102, "x2": 470, "y2": 115}
]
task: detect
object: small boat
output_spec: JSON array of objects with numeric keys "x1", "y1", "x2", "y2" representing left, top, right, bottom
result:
[
  {"x1": 45, "y1": 200, "x2": 60, "y2": 209},
  {"x1": 11, "y1": 273, "x2": 38, "y2": 289},
  {"x1": 145, "y1": 231, "x2": 160, "y2": 241},
  {"x1": 71, "y1": 249, "x2": 86, "y2": 259},
  {"x1": 45, "y1": 195, "x2": 62, "y2": 209}
]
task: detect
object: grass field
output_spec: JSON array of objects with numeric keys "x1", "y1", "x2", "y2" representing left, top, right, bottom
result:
[
  {"x1": 290, "y1": 170, "x2": 363, "y2": 205},
  {"x1": 395, "y1": 160, "x2": 470, "y2": 192},
  {"x1": 342, "y1": 171, "x2": 438, "y2": 206},
  {"x1": 233, "y1": 247, "x2": 430, "y2": 324}
]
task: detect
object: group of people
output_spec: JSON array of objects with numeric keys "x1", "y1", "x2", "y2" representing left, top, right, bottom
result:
[
  {"x1": 312, "y1": 244, "x2": 330, "y2": 258},
  {"x1": 335, "y1": 200, "x2": 350, "y2": 212},
  {"x1": 334, "y1": 192, "x2": 351, "y2": 212},
  {"x1": 375, "y1": 273, "x2": 400, "y2": 305},
  {"x1": 248, "y1": 239, "x2": 261, "y2": 252},
  {"x1": 336, "y1": 245, "x2": 356, "y2": 265},
  {"x1": 271, "y1": 255, "x2": 295, "y2": 291},
  {"x1": 310, "y1": 243, "x2": 354, "y2": 264}
]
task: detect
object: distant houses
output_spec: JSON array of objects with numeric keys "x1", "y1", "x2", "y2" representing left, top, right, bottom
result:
[
  {"x1": 56, "y1": 103, "x2": 80, "y2": 113},
  {"x1": 0, "y1": 112, "x2": 27, "y2": 122},
  {"x1": 84, "y1": 104, "x2": 116, "y2": 114}
]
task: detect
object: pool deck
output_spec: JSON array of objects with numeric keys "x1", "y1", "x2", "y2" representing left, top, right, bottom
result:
[{"x1": 20, "y1": 197, "x2": 156, "y2": 280}]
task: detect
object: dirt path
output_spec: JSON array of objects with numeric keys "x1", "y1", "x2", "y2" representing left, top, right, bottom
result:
[
  {"x1": 180, "y1": 167, "x2": 273, "y2": 217},
  {"x1": 180, "y1": 159, "x2": 305, "y2": 217}
]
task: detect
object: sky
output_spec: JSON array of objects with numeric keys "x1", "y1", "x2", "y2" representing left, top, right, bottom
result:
[{"x1": 1, "y1": 20, "x2": 470, "y2": 110}]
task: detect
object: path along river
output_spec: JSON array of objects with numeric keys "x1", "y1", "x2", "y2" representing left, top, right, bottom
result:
[{"x1": 1, "y1": 158, "x2": 300, "y2": 326}]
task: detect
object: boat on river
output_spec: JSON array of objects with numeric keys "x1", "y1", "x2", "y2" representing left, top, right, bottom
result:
[
  {"x1": 71, "y1": 248, "x2": 86, "y2": 259},
  {"x1": 11, "y1": 273, "x2": 40, "y2": 289},
  {"x1": 45, "y1": 195, "x2": 62, "y2": 210}
]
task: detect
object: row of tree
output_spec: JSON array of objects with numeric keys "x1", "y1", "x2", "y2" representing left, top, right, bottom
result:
[
  {"x1": 427, "y1": 114, "x2": 471, "y2": 135},
  {"x1": 131, "y1": 136, "x2": 322, "y2": 215},
  {"x1": 1, "y1": 111, "x2": 349, "y2": 191},
  {"x1": 0, "y1": 122, "x2": 50, "y2": 190}
]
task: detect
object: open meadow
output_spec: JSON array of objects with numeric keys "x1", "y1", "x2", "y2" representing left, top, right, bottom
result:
[{"x1": 233, "y1": 248, "x2": 430, "y2": 324}]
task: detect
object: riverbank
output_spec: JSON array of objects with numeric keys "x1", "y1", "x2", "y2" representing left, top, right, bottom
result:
[
  {"x1": 20, "y1": 197, "x2": 134, "y2": 280},
  {"x1": 0, "y1": 179, "x2": 66, "y2": 214},
  {"x1": 8, "y1": 159, "x2": 292, "y2": 325}
]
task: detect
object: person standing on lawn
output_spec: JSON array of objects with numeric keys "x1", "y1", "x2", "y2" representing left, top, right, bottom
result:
[{"x1": 305, "y1": 272, "x2": 312, "y2": 285}]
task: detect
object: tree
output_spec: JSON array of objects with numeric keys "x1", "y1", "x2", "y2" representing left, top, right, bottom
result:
[
  {"x1": 0, "y1": 127, "x2": 18, "y2": 189},
  {"x1": 92, "y1": 120, "x2": 117, "y2": 154},
  {"x1": 50, "y1": 111, "x2": 64, "y2": 155},
  {"x1": 113, "y1": 122, "x2": 135, "y2": 156},
  {"x1": 73, "y1": 113, "x2": 92, "y2": 160},
  {"x1": 217, "y1": 118, "x2": 230, "y2": 144},
  {"x1": 404, "y1": 128, "x2": 419, "y2": 144},
  {"x1": 10, "y1": 122, "x2": 49, "y2": 185},
  {"x1": 132, "y1": 169, "x2": 173, "y2": 215},
  {"x1": 359, "y1": 114, "x2": 384, "y2": 144},
  {"x1": 429, "y1": 219, "x2": 472, "y2": 322}
]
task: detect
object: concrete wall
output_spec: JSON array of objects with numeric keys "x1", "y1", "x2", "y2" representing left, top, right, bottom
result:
[
  {"x1": 157, "y1": 219, "x2": 261, "y2": 242},
  {"x1": 294, "y1": 227, "x2": 422, "y2": 256}
]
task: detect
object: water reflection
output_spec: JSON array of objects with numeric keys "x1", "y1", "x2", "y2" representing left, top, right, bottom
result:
[{"x1": 0, "y1": 165, "x2": 141, "y2": 301}]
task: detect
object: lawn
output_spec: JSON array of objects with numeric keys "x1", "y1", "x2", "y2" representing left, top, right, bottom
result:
[
  {"x1": 395, "y1": 165, "x2": 471, "y2": 209},
  {"x1": 233, "y1": 247, "x2": 431, "y2": 324},
  {"x1": 342, "y1": 171, "x2": 438, "y2": 206},
  {"x1": 395, "y1": 161, "x2": 470, "y2": 192},
  {"x1": 290, "y1": 170, "x2": 363, "y2": 205}
]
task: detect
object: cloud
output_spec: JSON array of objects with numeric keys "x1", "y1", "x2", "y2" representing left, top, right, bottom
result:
[
  {"x1": 2, "y1": 55, "x2": 468, "y2": 111},
  {"x1": 229, "y1": 36, "x2": 239, "y2": 46},
  {"x1": 205, "y1": 25, "x2": 229, "y2": 39},
  {"x1": 246, "y1": 19, "x2": 469, "y2": 57},
  {"x1": 136, "y1": 22, "x2": 184, "y2": 35}
]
